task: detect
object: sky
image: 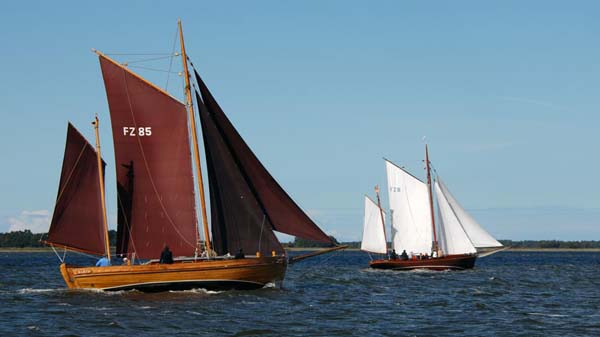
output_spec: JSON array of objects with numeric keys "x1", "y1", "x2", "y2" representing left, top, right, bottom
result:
[{"x1": 1, "y1": 1, "x2": 599, "y2": 241}]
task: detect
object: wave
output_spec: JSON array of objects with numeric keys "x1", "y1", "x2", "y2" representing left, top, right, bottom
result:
[
  {"x1": 17, "y1": 288, "x2": 62, "y2": 294},
  {"x1": 168, "y1": 288, "x2": 222, "y2": 295},
  {"x1": 527, "y1": 312, "x2": 569, "y2": 318},
  {"x1": 263, "y1": 282, "x2": 277, "y2": 288},
  {"x1": 76, "y1": 288, "x2": 135, "y2": 296},
  {"x1": 186, "y1": 310, "x2": 203, "y2": 316}
]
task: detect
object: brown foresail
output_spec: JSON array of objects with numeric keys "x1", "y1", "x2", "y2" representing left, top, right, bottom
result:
[
  {"x1": 99, "y1": 55, "x2": 197, "y2": 259},
  {"x1": 196, "y1": 91, "x2": 283, "y2": 256},
  {"x1": 47, "y1": 123, "x2": 107, "y2": 256},
  {"x1": 193, "y1": 69, "x2": 333, "y2": 250}
]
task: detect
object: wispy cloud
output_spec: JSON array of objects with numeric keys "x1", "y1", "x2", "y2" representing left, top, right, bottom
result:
[
  {"x1": 497, "y1": 96, "x2": 564, "y2": 111},
  {"x1": 21, "y1": 210, "x2": 50, "y2": 216},
  {"x1": 460, "y1": 141, "x2": 517, "y2": 153},
  {"x1": 8, "y1": 209, "x2": 51, "y2": 233}
]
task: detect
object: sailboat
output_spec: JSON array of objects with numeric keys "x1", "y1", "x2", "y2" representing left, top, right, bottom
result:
[
  {"x1": 361, "y1": 145, "x2": 504, "y2": 270},
  {"x1": 43, "y1": 21, "x2": 343, "y2": 292}
]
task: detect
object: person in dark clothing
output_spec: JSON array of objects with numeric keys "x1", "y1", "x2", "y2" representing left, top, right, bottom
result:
[
  {"x1": 400, "y1": 250, "x2": 408, "y2": 260},
  {"x1": 160, "y1": 246, "x2": 174, "y2": 264},
  {"x1": 390, "y1": 249, "x2": 398, "y2": 260},
  {"x1": 234, "y1": 248, "x2": 245, "y2": 259}
]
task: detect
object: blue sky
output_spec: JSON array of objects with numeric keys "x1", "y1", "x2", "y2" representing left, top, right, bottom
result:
[{"x1": 1, "y1": 1, "x2": 599, "y2": 241}]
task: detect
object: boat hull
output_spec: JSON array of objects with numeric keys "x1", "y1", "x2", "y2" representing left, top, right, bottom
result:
[
  {"x1": 59, "y1": 256, "x2": 287, "y2": 292},
  {"x1": 369, "y1": 254, "x2": 477, "y2": 271}
]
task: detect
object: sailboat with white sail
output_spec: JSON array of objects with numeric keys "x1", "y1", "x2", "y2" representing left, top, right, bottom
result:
[
  {"x1": 43, "y1": 21, "x2": 343, "y2": 292},
  {"x1": 362, "y1": 145, "x2": 504, "y2": 270}
]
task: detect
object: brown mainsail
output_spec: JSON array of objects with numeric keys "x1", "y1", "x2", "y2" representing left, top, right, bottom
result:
[
  {"x1": 99, "y1": 55, "x2": 198, "y2": 259},
  {"x1": 46, "y1": 123, "x2": 107, "y2": 256},
  {"x1": 194, "y1": 69, "x2": 333, "y2": 257}
]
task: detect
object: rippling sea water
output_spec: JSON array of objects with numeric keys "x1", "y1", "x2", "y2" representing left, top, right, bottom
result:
[{"x1": 1, "y1": 251, "x2": 599, "y2": 336}]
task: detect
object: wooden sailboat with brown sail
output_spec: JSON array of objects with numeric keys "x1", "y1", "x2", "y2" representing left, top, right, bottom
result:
[
  {"x1": 44, "y1": 21, "x2": 341, "y2": 292},
  {"x1": 362, "y1": 145, "x2": 504, "y2": 271}
]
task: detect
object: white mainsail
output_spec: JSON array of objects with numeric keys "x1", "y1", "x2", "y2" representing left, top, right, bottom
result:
[
  {"x1": 437, "y1": 177, "x2": 503, "y2": 249},
  {"x1": 385, "y1": 160, "x2": 432, "y2": 254},
  {"x1": 434, "y1": 180, "x2": 477, "y2": 255},
  {"x1": 361, "y1": 196, "x2": 388, "y2": 254}
]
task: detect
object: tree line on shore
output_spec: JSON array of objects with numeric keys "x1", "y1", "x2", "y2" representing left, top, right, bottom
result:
[
  {"x1": 2, "y1": 230, "x2": 600, "y2": 249},
  {"x1": 321, "y1": 240, "x2": 600, "y2": 249},
  {"x1": 0, "y1": 230, "x2": 117, "y2": 248}
]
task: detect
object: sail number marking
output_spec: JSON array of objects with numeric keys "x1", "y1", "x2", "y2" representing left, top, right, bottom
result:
[
  {"x1": 123, "y1": 127, "x2": 152, "y2": 136},
  {"x1": 390, "y1": 187, "x2": 401, "y2": 192}
]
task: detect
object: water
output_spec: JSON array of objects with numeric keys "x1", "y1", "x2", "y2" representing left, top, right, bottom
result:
[{"x1": 1, "y1": 251, "x2": 599, "y2": 336}]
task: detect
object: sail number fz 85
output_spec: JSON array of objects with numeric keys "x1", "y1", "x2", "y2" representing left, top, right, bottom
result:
[{"x1": 123, "y1": 127, "x2": 152, "y2": 136}]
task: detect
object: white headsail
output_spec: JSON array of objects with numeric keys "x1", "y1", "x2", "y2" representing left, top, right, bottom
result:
[
  {"x1": 361, "y1": 196, "x2": 388, "y2": 254},
  {"x1": 434, "y1": 180, "x2": 477, "y2": 255},
  {"x1": 385, "y1": 160, "x2": 432, "y2": 254},
  {"x1": 437, "y1": 177, "x2": 503, "y2": 249}
]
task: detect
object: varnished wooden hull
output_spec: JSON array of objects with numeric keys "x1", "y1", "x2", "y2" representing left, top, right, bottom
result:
[
  {"x1": 60, "y1": 256, "x2": 287, "y2": 292},
  {"x1": 369, "y1": 254, "x2": 477, "y2": 271}
]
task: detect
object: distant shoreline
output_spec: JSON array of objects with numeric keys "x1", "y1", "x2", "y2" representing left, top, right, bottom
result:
[
  {"x1": 1, "y1": 247, "x2": 600, "y2": 253},
  {"x1": 286, "y1": 247, "x2": 600, "y2": 252}
]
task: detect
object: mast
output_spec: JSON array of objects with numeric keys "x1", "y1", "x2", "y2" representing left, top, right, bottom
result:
[
  {"x1": 178, "y1": 19, "x2": 212, "y2": 253},
  {"x1": 425, "y1": 144, "x2": 439, "y2": 256},
  {"x1": 92, "y1": 115, "x2": 111, "y2": 262},
  {"x1": 374, "y1": 185, "x2": 388, "y2": 255}
]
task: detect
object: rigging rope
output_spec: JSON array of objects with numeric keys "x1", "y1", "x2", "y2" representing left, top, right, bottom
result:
[
  {"x1": 165, "y1": 25, "x2": 179, "y2": 92},
  {"x1": 116, "y1": 189, "x2": 138, "y2": 258},
  {"x1": 125, "y1": 55, "x2": 173, "y2": 65},
  {"x1": 51, "y1": 246, "x2": 64, "y2": 263},
  {"x1": 105, "y1": 52, "x2": 171, "y2": 56},
  {"x1": 128, "y1": 65, "x2": 179, "y2": 74},
  {"x1": 292, "y1": 248, "x2": 343, "y2": 279},
  {"x1": 50, "y1": 244, "x2": 102, "y2": 262},
  {"x1": 258, "y1": 214, "x2": 266, "y2": 253}
]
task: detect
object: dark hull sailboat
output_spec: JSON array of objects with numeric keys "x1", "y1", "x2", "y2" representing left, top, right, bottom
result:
[
  {"x1": 361, "y1": 147, "x2": 502, "y2": 272},
  {"x1": 46, "y1": 21, "x2": 338, "y2": 292},
  {"x1": 369, "y1": 254, "x2": 476, "y2": 271}
]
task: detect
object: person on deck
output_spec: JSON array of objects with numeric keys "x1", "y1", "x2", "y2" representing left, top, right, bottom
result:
[
  {"x1": 390, "y1": 249, "x2": 398, "y2": 260},
  {"x1": 235, "y1": 248, "x2": 245, "y2": 259},
  {"x1": 95, "y1": 256, "x2": 110, "y2": 267},
  {"x1": 160, "y1": 246, "x2": 174, "y2": 264},
  {"x1": 400, "y1": 250, "x2": 408, "y2": 260}
]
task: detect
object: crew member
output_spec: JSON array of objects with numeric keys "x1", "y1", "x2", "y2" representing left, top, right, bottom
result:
[{"x1": 160, "y1": 246, "x2": 174, "y2": 264}]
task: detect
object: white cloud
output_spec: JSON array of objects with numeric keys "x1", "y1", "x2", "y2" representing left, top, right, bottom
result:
[
  {"x1": 22, "y1": 210, "x2": 50, "y2": 216},
  {"x1": 8, "y1": 210, "x2": 51, "y2": 233}
]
